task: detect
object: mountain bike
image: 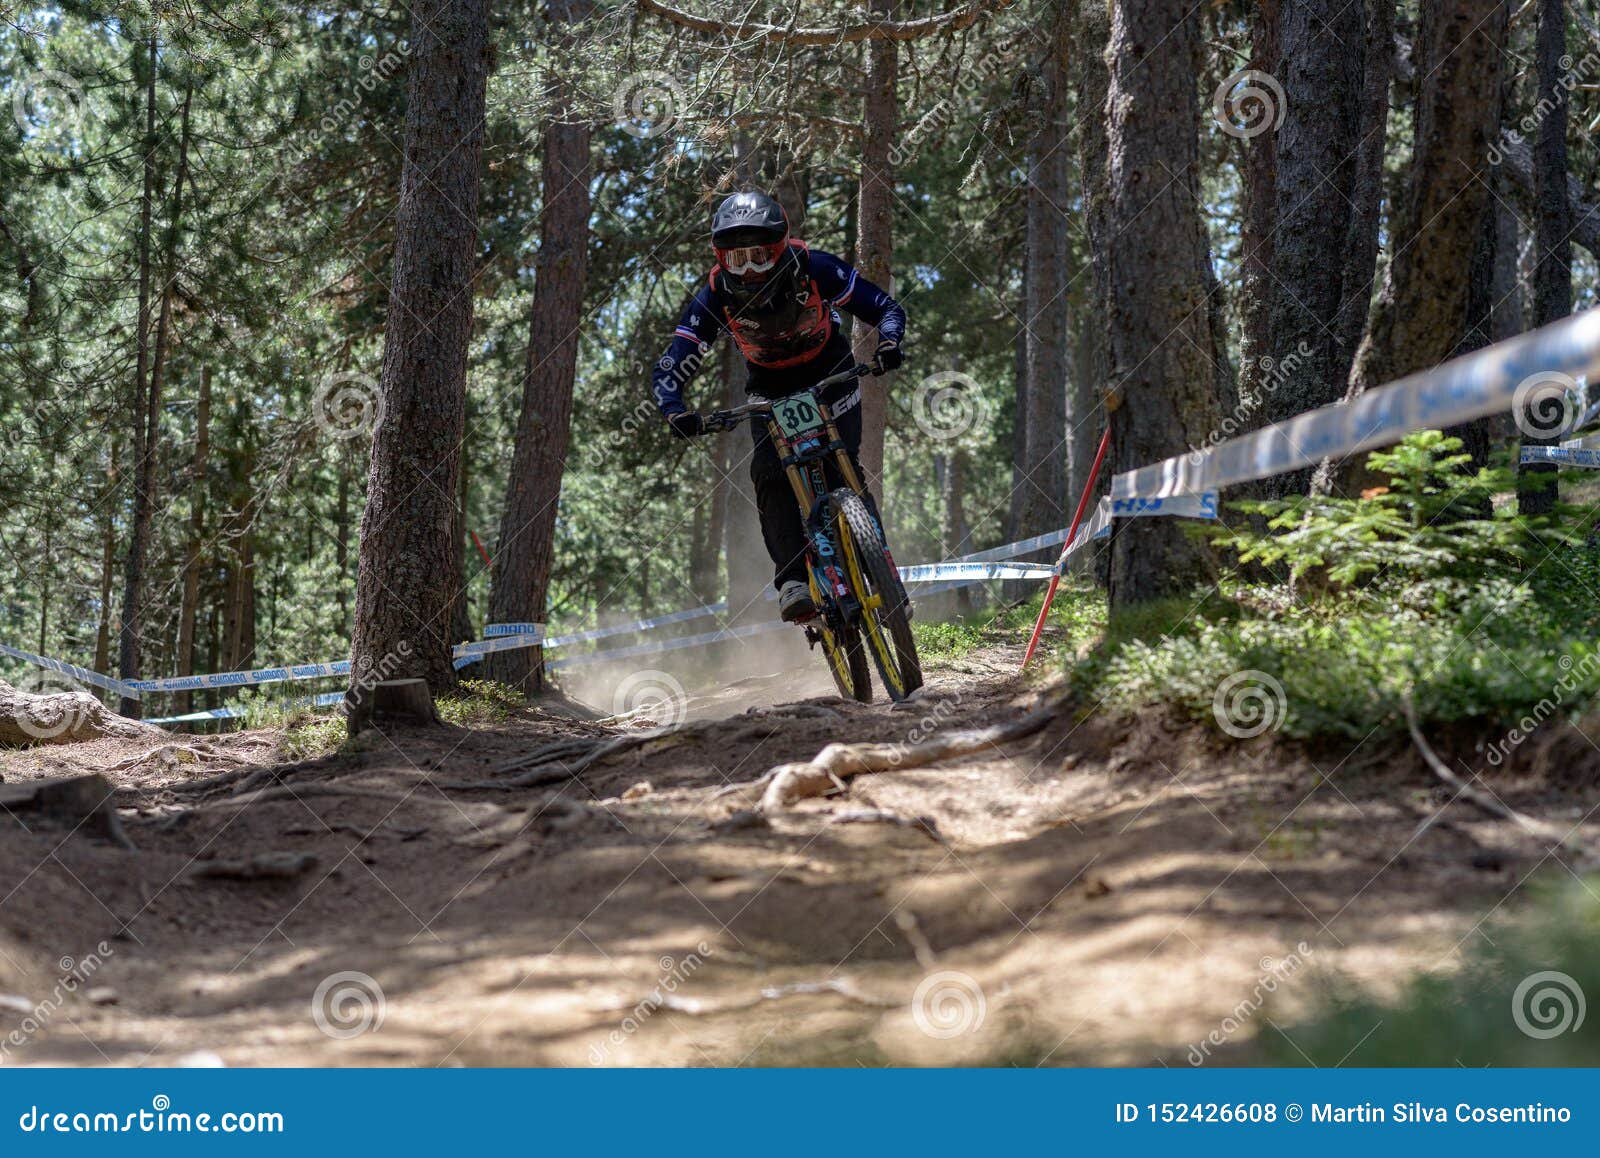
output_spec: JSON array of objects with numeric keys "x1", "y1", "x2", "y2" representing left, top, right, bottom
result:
[{"x1": 705, "y1": 363, "x2": 923, "y2": 703}]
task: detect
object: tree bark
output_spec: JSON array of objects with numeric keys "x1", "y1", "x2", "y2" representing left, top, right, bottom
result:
[
  {"x1": 115, "y1": 33, "x2": 159, "y2": 716},
  {"x1": 486, "y1": 0, "x2": 591, "y2": 696},
  {"x1": 1333, "y1": 0, "x2": 1510, "y2": 495},
  {"x1": 1236, "y1": 0, "x2": 1280, "y2": 422},
  {"x1": 351, "y1": 0, "x2": 491, "y2": 695},
  {"x1": 852, "y1": 0, "x2": 898, "y2": 490},
  {"x1": 1520, "y1": 0, "x2": 1571, "y2": 516},
  {"x1": 1017, "y1": 2, "x2": 1072, "y2": 540},
  {"x1": 176, "y1": 363, "x2": 210, "y2": 714},
  {"x1": 1260, "y1": 0, "x2": 1365, "y2": 496},
  {"x1": 1105, "y1": 0, "x2": 1224, "y2": 607},
  {"x1": 1336, "y1": 0, "x2": 1396, "y2": 377}
]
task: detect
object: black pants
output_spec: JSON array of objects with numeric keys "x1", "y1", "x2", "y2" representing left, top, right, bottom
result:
[{"x1": 750, "y1": 397, "x2": 867, "y2": 591}]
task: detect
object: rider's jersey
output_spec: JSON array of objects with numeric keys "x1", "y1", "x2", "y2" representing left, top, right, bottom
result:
[{"x1": 651, "y1": 245, "x2": 906, "y2": 419}]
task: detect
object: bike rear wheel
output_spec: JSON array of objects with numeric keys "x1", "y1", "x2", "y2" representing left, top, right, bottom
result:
[{"x1": 832, "y1": 490, "x2": 923, "y2": 701}]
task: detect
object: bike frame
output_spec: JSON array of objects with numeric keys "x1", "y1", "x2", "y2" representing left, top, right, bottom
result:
[{"x1": 706, "y1": 364, "x2": 878, "y2": 627}]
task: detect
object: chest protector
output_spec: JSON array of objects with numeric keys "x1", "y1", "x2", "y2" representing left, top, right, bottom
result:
[{"x1": 709, "y1": 243, "x2": 836, "y2": 370}]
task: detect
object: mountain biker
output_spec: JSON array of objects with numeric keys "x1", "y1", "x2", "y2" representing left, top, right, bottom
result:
[{"x1": 652, "y1": 190, "x2": 907, "y2": 624}]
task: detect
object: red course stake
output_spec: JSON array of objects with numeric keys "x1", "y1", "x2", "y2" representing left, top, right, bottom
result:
[{"x1": 1021, "y1": 426, "x2": 1112, "y2": 671}]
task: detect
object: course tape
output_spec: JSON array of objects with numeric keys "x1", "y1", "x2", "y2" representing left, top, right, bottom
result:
[
  {"x1": 1052, "y1": 491, "x2": 1220, "y2": 571},
  {"x1": 1522, "y1": 445, "x2": 1600, "y2": 468},
  {"x1": 145, "y1": 691, "x2": 347, "y2": 725},
  {"x1": 1113, "y1": 308, "x2": 1600, "y2": 500},
  {"x1": 0, "y1": 643, "x2": 141, "y2": 700},
  {"x1": 482, "y1": 623, "x2": 546, "y2": 639}
]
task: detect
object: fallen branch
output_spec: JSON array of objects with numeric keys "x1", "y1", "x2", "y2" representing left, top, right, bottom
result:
[
  {"x1": 760, "y1": 697, "x2": 1060, "y2": 812},
  {"x1": 1402, "y1": 699, "x2": 1593, "y2": 863}
]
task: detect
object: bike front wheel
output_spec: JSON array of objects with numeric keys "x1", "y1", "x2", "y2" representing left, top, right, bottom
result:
[{"x1": 832, "y1": 490, "x2": 922, "y2": 702}]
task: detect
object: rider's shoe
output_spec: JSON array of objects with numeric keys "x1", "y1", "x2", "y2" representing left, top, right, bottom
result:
[{"x1": 778, "y1": 580, "x2": 817, "y2": 623}]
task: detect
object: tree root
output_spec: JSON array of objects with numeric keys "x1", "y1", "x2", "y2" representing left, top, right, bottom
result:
[
  {"x1": 1403, "y1": 699, "x2": 1595, "y2": 864},
  {"x1": 758, "y1": 697, "x2": 1061, "y2": 813},
  {"x1": 825, "y1": 808, "x2": 947, "y2": 846},
  {"x1": 493, "y1": 728, "x2": 680, "y2": 788}
]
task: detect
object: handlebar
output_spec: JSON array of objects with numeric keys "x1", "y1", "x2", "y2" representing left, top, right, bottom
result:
[{"x1": 703, "y1": 362, "x2": 877, "y2": 434}]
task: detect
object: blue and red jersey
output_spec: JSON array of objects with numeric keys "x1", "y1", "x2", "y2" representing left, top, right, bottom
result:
[{"x1": 652, "y1": 244, "x2": 906, "y2": 418}]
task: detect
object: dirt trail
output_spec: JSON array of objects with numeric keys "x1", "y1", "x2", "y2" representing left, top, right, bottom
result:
[{"x1": 0, "y1": 638, "x2": 1585, "y2": 1067}]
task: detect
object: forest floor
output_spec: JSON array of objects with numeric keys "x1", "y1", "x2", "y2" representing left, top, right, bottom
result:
[{"x1": 1, "y1": 623, "x2": 1592, "y2": 1068}]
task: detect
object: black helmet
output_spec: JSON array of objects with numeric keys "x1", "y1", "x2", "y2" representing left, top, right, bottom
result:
[{"x1": 711, "y1": 190, "x2": 789, "y2": 248}]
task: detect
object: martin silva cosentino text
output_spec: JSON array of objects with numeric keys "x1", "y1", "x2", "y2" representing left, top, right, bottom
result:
[{"x1": 1313, "y1": 1102, "x2": 1571, "y2": 1125}]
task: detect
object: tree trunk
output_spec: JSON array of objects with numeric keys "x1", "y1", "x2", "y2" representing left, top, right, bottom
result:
[
  {"x1": 115, "y1": 33, "x2": 160, "y2": 716},
  {"x1": 1105, "y1": 0, "x2": 1224, "y2": 607},
  {"x1": 1336, "y1": 0, "x2": 1396, "y2": 375},
  {"x1": 1017, "y1": 2, "x2": 1072, "y2": 540},
  {"x1": 1520, "y1": 0, "x2": 1571, "y2": 516},
  {"x1": 176, "y1": 363, "x2": 210, "y2": 714},
  {"x1": 351, "y1": 0, "x2": 491, "y2": 696},
  {"x1": 1260, "y1": 0, "x2": 1365, "y2": 496},
  {"x1": 1236, "y1": 0, "x2": 1280, "y2": 421},
  {"x1": 93, "y1": 441, "x2": 118, "y2": 675},
  {"x1": 1334, "y1": 0, "x2": 1510, "y2": 495},
  {"x1": 852, "y1": 0, "x2": 898, "y2": 490},
  {"x1": 485, "y1": 0, "x2": 591, "y2": 696}
]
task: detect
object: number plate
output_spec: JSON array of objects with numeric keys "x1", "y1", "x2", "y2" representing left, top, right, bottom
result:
[{"x1": 772, "y1": 395, "x2": 824, "y2": 439}]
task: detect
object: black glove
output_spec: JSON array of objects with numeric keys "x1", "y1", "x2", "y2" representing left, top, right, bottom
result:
[
  {"x1": 874, "y1": 340, "x2": 904, "y2": 373},
  {"x1": 667, "y1": 411, "x2": 706, "y2": 440}
]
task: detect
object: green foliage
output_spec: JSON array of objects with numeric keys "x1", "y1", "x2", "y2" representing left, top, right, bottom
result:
[
  {"x1": 437, "y1": 678, "x2": 523, "y2": 727},
  {"x1": 1075, "y1": 434, "x2": 1600, "y2": 738},
  {"x1": 1211, "y1": 432, "x2": 1566, "y2": 590}
]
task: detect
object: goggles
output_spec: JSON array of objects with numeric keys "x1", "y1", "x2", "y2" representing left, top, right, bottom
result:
[{"x1": 715, "y1": 238, "x2": 787, "y2": 278}]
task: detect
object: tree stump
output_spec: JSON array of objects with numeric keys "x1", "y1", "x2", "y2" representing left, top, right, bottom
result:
[
  {"x1": 0, "y1": 774, "x2": 135, "y2": 850},
  {"x1": 345, "y1": 679, "x2": 440, "y2": 736},
  {"x1": 0, "y1": 680, "x2": 158, "y2": 748}
]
